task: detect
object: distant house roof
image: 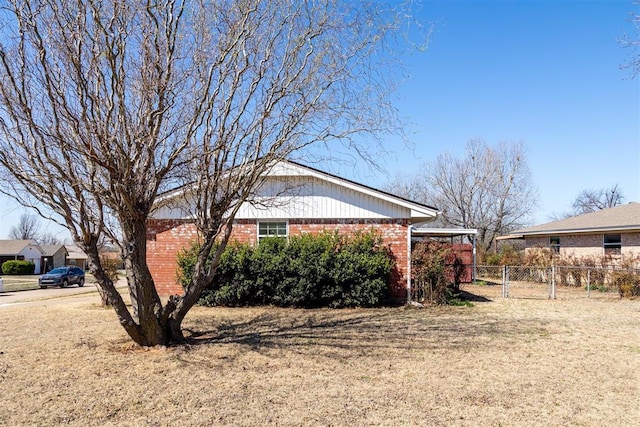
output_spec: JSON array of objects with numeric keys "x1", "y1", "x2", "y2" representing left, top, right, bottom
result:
[
  {"x1": 0, "y1": 239, "x2": 43, "y2": 256},
  {"x1": 40, "y1": 244, "x2": 68, "y2": 257},
  {"x1": 66, "y1": 245, "x2": 88, "y2": 260},
  {"x1": 509, "y1": 202, "x2": 640, "y2": 237}
]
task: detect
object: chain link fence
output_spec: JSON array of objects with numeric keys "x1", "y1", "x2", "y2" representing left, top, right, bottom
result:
[{"x1": 475, "y1": 265, "x2": 640, "y2": 300}]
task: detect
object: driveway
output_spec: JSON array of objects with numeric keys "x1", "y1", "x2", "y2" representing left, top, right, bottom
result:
[{"x1": 0, "y1": 280, "x2": 126, "y2": 308}]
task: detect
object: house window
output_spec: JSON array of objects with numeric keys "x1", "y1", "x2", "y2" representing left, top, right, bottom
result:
[
  {"x1": 549, "y1": 236, "x2": 560, "y2": 253},
  {"x1": 258, "y1": 221, "x2": 288, "y2": 241},
  {"x1": 603, "y1": 234, "x2": 621, "y2": 256}
]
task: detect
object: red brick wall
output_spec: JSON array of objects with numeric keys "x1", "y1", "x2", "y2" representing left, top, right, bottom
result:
[
  {"x1": 146, "y1": 218, "x2": 410, "y2": 301},
  {"x1": 146, "y1": 219, "x2": 199, "y2": 296}
]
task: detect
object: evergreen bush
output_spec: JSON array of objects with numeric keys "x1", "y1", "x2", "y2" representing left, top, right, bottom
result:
[
  {"x1": 1, "y1": 260, "x2": 36, "y2": 275},
  {"x1": 176, "y1": 230, "x2": 394, "y2": 308}
]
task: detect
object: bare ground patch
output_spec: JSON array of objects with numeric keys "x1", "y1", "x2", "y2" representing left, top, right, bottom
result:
[{"x1": 0, "y1": 286, "x2": 639, "y2": 426}]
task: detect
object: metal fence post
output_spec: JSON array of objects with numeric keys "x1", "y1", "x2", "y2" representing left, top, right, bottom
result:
[
  {"x1": 586, "y1": 269, "x2": 590, "y2": 298},
  {"x1": 550, "y1": 265, "x2": 556, "y2": 300},
  {"x1": 501, "y1": 265, "x2": 506, "y2": 298}
]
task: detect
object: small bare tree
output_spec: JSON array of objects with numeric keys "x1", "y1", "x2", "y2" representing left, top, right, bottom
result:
[
  {"x1": 549, "y1": 184, "x2": 625, "y2": 220},
  {"x1": 8, "y1": 213, "x2": 41, "y2": 240},
  {"x1": 572, "y1": 185, "x2": 625, "y2": 215},
  {"x1": 37, "y1": 233, "x2": 62, "y2": 246},
  {"x1": 0, "y1": 0, "x2": 420, "y2": 346}
]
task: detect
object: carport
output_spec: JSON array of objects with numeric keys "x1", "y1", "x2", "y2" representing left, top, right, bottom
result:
[{"x1": 407, "y1": 226, "x2": 478, "y2": 299}]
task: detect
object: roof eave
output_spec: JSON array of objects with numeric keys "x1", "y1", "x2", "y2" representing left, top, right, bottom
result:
[{"x1": 517, "y1": 224, "x2": 640, "y2": 237}]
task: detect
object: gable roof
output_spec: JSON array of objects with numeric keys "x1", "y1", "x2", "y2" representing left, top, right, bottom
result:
[
  {"x1": 273, "y1": 160, "x2": 440, "y2": 219},
  {"x1": 40, "y1": 244, "x2": 68, "y2": 257},
  {"x1": 66, "y1": 246, "x2": 88, "y2": 260},
  {"x1": 511, "y1": 202, "x2": 640, "y2": 237},
  {"x1": 0, "y1": 240, "x2": 43, "y2": 256},
  {"x1": 156, "y1": 159, "x2": 440, "y2": 222}
]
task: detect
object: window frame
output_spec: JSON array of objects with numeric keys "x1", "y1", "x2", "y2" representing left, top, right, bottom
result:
[
  {"x1": 549, "y1": 236, "x2": 560, "y2": 253},
  {"x1": 603, "y1": 233, "x2": 621, "y2": 256},
  {"x1": 257, "y1": 220, "x2": 289, "y2": 241}
]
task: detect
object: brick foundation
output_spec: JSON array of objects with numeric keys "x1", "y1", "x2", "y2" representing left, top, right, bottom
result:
[{"x1": 146, "y1": 218, "x2": 410, "y2": 301}]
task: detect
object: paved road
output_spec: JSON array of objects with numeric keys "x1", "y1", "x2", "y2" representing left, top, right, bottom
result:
[{"x1": 0, "y1": 281, "x2": 125, "y2": 308}]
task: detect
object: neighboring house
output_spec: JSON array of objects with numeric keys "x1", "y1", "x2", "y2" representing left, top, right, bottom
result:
[
  {"x1": 147, "y1": 160, "x2": 440, "y2": 301},
  {"x1": 506, "y1": 202, "x2": 640, "y2": 265},
  {"x1": 40, "y1": 244, "x2": 68, "y2": 272},
  {"x1": 66, "y1": 245, "x2": 89, "y2": 270},
  {"x1": 0, "y1": 240, "x2": 44, "y2": 273}
]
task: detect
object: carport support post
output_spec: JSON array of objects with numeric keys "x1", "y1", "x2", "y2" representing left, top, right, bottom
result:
[{"x1": 472, "y1": 234, "x2": 477, "y2": 283}]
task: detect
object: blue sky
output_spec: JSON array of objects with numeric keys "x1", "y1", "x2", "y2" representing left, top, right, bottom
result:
[
  {"x1": 363, "y1": 0, "x2": 640, "y2": 224},
  {"x1": 0, "y1": 0, "x2": 638, "y2": 240}
]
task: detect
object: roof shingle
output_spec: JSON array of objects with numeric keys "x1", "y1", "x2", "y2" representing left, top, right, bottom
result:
[{"x1": 512, "y1": 202, "x2": 640, "y2": 236}]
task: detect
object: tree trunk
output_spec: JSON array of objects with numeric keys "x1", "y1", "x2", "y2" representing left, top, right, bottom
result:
[
  {"x1": 120, "y1": 216, "x2": 168, "y2": 346},
  {"x1": 96, "y1": 286, "x2": 113, "y2": 307}
]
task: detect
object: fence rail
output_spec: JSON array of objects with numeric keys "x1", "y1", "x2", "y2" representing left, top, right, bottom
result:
[{"x1": 474, "y1": 265, "x2": 640, "y2": 299}]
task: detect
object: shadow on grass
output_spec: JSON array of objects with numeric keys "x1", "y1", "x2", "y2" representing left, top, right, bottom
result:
[
  {"x1": 457, "y1": 289, "x2": 492, "y2": 302},
  {"x1": 178, "y1": 304, "x2": 549, "y2": 364},
  {"x1": 473, "y1": 279, "x2": 502, "y2": 286}
]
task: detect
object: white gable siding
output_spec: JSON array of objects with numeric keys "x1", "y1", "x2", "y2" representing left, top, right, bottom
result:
[
  {"x1": 18, "y1": 244, "x2": 42, "y2": 273},
  {"x1": 153, "y1": 175, "x2": 411, "y2": 220},
  {"x1": 236, "y1": 176, "x2": 409, "y2": 219}
]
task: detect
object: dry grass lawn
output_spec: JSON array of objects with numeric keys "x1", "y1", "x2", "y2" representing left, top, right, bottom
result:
[{"x1": 0, "y1": 284, "x2": 639, "y2": 426}]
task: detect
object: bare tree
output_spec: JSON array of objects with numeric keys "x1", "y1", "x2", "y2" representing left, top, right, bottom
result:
[
  {"x1": 572, "y1": 185, "x2": 625, "y2": 215},
  {"x1": 548, "y1": 184, "x2": 625, "y2": 221},
  {"x1": 384, "y1": 172, "x2": 431, "y2": 206},
  {"x1": 621, "y1": 3, "x2": 640, "y2": 78},
  {"x1": 387, "y1": 140, "x2": 537, "y2": 252},
  {"x1": 0, "y1": 1, "x2": 420, "y2": 346},
  {"x1": 38, "y1": 232, "x2": 63, "y2": 246},
  {"x1": 8, "y1": 212, "x2": 62, "y2": 244},
  {"x1": 8, "y1": 213, "x2": 41, "y2": 240}
]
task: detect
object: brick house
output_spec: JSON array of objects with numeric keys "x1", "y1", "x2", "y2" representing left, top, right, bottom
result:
[
  {"x1": 507, "y1": 202, "x2": 640, "y2": 265},
  {"x1": 147, "y1": 160, "x2": 440, "y2": 300}
]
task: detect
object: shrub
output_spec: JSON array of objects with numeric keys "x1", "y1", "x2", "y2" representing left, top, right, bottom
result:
[
  {"x1": 411, "y1": 240, "x2": 457, "y2": 305},
  {"x1": 612, "y1": 271, "x2": 640, "y2": 298},
  {"x1": 580, "y1": 256, "x2": 606, "y2": 286},
  {"x1": 484, "y1": 252, "x2": 502, "y2": 266},
  {"x1": 484, "y1": 245, "x2": 523, "y2": 266},
  {"x1": 99, "y1": 254, "x2": 121, "y2": 283},
  {"x1": 1, "y1": 260, "x2": 35, "y2": 275},
  {"x1": 177, "y1": 230, "x2": 394, "y2": 308},
  {"x1": 523, "y1": 247, "x2": 553, "y2": 267}
]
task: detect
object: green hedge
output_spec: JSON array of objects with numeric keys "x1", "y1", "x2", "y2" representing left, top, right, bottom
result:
[
  {"x1": 1, "y1": 260, "x2": 36, "y2": 275},
  {"x1": 177, "y1": 230, "x2": 394, "y2": 308}
]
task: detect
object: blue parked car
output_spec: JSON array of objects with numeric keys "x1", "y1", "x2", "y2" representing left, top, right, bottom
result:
[{"x1": 39, "y1": 266, "x2": 85, "y2": 289}]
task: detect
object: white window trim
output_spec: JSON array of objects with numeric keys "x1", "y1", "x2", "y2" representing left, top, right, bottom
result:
[{"x1": 257, "y1": 220, "x2": 289, "y2": 241}]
